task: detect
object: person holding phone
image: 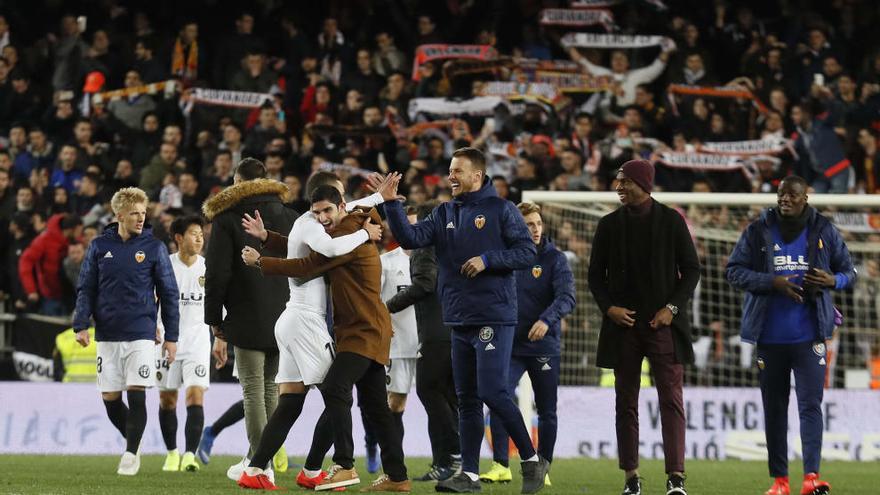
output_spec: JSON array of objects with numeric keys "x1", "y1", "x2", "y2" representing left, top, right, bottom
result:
[{"x1": 726, "y1": 176, "x2": 856, "y2": 495}]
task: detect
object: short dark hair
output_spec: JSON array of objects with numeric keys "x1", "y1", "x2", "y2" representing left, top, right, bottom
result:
[
  {"x1": 306, "y1": 171, "x2": 341, "y2": 198},
  {"x1": 82, "y1": 172, "x2": 102, "y2": 185},
  {"x1": 234, "y1": 157, "x2": 267, "y2": 181},
  {"x1": 60, "y1": 214, "x2": 82, "y2": 230},
  {"x1": 451, "y1": 147, "x2": 486, "y2": 173},
  {"x1": 171, "y1": 215, "x2": 205, "y2": 237},
  {"x1": 310, "y1": 184, "x2": 343, "y2": 205},
  {"x1": 780, "y1": 175, "x2": 809, "y2": 191}
]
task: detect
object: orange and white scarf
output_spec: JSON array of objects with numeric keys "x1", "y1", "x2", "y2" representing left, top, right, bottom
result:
[{"x1": 171, "y1": 38, "x2": 198, "y2": 83}]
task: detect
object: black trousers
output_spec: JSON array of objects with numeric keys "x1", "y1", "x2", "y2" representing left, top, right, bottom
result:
[
  {"x1": 321, "y1": 351, "x2": 407, "y2": 481},
  {"x1": 416, "y1": 341, "x2": 460, "y2": 467}
]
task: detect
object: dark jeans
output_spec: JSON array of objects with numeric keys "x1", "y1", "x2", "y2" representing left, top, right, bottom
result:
[
  {"x1": 614, "y1": 323, "x2": 685, "y2": 474},
  {"x1": 757, "y1": 341, "x2": 826, "y2": 477},
  {"x1": 320, "y1": 351, "x2": 407, "y2": 481},
  {"x1": 416, "y1": 341, "x2": 460, "y2": 467}
]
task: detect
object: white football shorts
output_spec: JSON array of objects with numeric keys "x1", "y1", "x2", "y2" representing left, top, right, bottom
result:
[
  {"x1": 274, "y1": 307, "x2": 334, "y2": 386},
  {"x1": 96, "y1": 340, "x2": 155, "y2": 392},
  {"x1": 385, "y1": 357, "x2": 417, "y2": 394},
  {"x1": 155, "y1": 346, "x2": 211, "y2": 391}
]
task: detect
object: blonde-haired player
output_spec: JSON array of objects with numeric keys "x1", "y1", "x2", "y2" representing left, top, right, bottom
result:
[{"x1": 73, "y1": 187, "x2": 180, "y2": 476}]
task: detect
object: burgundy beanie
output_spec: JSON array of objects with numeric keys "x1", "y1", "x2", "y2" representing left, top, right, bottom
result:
[{"x1": 620, "y1": 159, "x2": 655, "y2": 193}]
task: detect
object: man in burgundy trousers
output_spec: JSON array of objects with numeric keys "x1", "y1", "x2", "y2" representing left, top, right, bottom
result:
[{"x1": 587, "y1": 160, "x2": 700, "y2": 495}]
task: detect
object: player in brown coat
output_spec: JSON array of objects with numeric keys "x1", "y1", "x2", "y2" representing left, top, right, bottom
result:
[{"x1": 241, "y1": 184, "x2": 409, "y2": 492}]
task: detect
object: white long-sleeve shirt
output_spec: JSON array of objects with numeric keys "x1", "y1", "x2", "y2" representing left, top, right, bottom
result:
[
  {"x1": 285, "y1": 192, "x2": 384, "y2": 314},
  {"x1": 577, "y1": 56, "x2": 667, "y2": 106}
]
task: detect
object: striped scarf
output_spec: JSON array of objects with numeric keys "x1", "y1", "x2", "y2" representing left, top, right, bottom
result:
[{"x1": 171, "y1": 38, "x2": 198, "y2": 83}]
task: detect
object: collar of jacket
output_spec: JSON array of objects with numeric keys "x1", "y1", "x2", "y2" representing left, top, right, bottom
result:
[
  {"x1": 537, "y1": 236, "x2": 557, "y2": 255},
  {"x1": 102, "y1": 222, "x2": 154, "y2": 241},
  {"x1": 336, "y1": 206, "x2": 382, "y2": 236},
  {"x1": 761, "y1": 205, "x2": 823, "y2": 230},
  {"x1": 202, "y1": 178, "x2": 290, "y2": 220},
  {"x1": 452, "y1": 176, "x2": 497, "y2": 205}
]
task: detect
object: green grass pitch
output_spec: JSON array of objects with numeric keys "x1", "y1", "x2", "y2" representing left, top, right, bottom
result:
[{"x1": 1, "y1": 455, "x2": 876, "y2": 494}]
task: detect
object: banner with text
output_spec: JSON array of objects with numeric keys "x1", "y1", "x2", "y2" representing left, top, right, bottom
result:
[{"x1": 2, "y1": 384, "x2": 879, "y2": 461}]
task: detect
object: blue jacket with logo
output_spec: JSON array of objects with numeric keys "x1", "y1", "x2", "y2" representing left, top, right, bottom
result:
[
  {"x1": 513, "y1": 238, "x2": 576, "y2": 356},
  {"x1": 73, "y1": 224, "x2": 180, "y2": 342},
  {"x1": 385, "y1": 178, "x2": 536, "y2": 327},
  {"x1": 725, "y1": 206, "x2": 856, "y2": 343}
]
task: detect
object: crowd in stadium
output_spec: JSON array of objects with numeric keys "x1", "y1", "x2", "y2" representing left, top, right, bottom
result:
[{"x1": 2, "y1": 0, "x2": 879, "y2": 317}]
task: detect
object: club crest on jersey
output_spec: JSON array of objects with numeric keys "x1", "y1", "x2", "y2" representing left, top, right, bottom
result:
[
  {"x1": 532, "y1": 265, "x2": 543, "y2": 278},
  {"x1": 138, "y1": 365, "x2": 150, "y2": 378},
  {"x1": 195, "y1": 365, "x2": 207, "y2": 377},
  {"x1": 479, "y1": 326, "x2": 494, "y2": 342},
  {"x1": 135, "y1": 250, "x2": 146, "y2": 263},
  {"x1": 474, "y1": 215, "x2": 486, "y2": 229},
  {"x1": 813, "y1": 343, "x2": 826, "y2": 356},
  {"x1": 757, "y1": 358, "x2": 765, "y2": 370},
  {"x1": 198, "y1": 276, "x2": 206, "y2": 287}
]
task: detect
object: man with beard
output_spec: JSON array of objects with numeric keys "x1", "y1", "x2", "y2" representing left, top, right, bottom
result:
[{"x1": 726, "y1": 176, "x2": 854, "y2": 495}]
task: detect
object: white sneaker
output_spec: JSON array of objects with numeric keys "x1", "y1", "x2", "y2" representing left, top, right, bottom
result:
[
  {"x1": 227, "y1": 457, "x2": 250, "y2": 481},
  {"x1": 117, "y1": 451, "x2": 140, "y2": 476}
]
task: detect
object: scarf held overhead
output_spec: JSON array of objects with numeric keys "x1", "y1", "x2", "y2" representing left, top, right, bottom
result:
[
  {"x1": 92, "y1": 80, "x2": 175, "y2": 104},
  {"x1": 560, "y1": 33, "x2": 668, "y2": 49},
  {"x1": 667, "y1": 84, "x2": 769, "y2": 114},
  {"x1": 540, "y1": 9, "x2": 615, "y2": 30},
  {"x1": 190, "y1": 88, "x2": 274, "y2": 109},
  {"x1": 412, "y1": 44, "x2": 498, "y2": 80}
]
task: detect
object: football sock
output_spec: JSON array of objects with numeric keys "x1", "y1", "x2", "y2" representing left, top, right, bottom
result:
[
  {"x1": 498, "y1": 459, "x2": 509, "y2": 468},
  {"x1": 103, "y1": 398, "x2": 128, "y2": 439},
  {"x1": 522, "y1": 454, "x2": 538, "y2": 463},
  {"x1": 125, "y1": 390, "x2": 147, "y2": 454},
  {"x1": 305, "y1": 409, "x2": 334, "y2": 471},
  {"x1": 158, "y1": 407, "x2": 178, "y2": 451},
  {"x1": 185, "y1": 405, "x2": 204, "y2": 453},
  {"x1": 212, "y1": 400, "x2": 244, "y2": 435},
  {"x1": 392, "y1": 411, "x2": 404, "y2": 441},
  {"x1": 249, "y1": 393, "x2": 306, "y2": 469}
]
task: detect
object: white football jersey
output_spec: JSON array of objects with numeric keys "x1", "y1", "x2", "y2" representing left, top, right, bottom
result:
[
  {"x1": 380, "y1": 247, "x2": 419, "y2": 359},
  {"x1": 285, "y1": 193, "x2": 384, "y2": 315},
  {"x1": 159, "y1": 253, "x2": 210, "y2": 360}
]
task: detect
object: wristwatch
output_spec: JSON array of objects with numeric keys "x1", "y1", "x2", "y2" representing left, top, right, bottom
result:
[{"x1": 666, "y1": 304, "x2": 679, "y2": 316}]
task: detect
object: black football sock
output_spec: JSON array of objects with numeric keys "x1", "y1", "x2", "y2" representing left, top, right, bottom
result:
[
  {"x1": 249, "y1": 393, "x2": 306, "y2": 469},
  {"x1": 305, "y1": 409, "x2": 334, "y2": 471},
  {"x1": 103, "y1": 398, "x2": 128, "y2": 439},
  {"x1": 212, "y1": 400, "x2": 245, "y2": 435},
  {"x1": 185, "y1": 405, "x2": 204, "y2": 453},
  {"x1": 159, "y1": 407, "x2": 178, "y2": 451},
  {"x1": 392, "y1": 411, "x2": 405, "y2": 441},
  {"x1": 125, "y1": 390, "x2": 147, "y2": 454}
]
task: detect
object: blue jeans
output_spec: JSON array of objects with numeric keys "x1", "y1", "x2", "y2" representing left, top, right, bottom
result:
[
  {"x1": 811, "y1": 167, "x2": 851, "y2": 194},
  {"x1": 40, "y1": 298, "x2": 68, "y2": 317}
]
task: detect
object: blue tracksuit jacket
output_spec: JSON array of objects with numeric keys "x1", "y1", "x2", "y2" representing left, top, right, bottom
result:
[
  {"x1": 725, "y1": 206, "x2": 856, "y2": 343},
  {"x1": 73, "y1": 224, "x2": 180, "y2": 342},
  {"x1": 385, "y1": 178, "x2": 536, "y2": 327},
  {"x1": 513, "y1": 238, "x2": 576, "y2": 356}
]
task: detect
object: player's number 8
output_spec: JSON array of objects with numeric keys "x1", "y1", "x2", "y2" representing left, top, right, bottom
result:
[{"x1": 96, "y1": 356, "x2": 102, "y2": 373}]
